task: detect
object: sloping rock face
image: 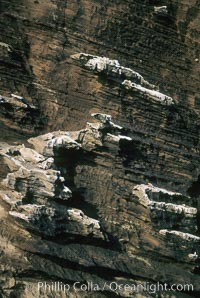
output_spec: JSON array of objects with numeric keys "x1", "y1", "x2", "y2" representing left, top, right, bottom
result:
[
  {"x1": 0, "y1": 0, "x2": 200, "y2": 298},
  {"x1": 0, "y1": 114, "x2": 200, "y2": 297},
  {"x1": 1, "y1": 0, "x2": 200, "y2": 135}
]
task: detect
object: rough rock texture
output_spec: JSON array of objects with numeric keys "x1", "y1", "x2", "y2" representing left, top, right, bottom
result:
[
  {"x1": 0, "y1": 0, "x2": 200, "y2": 297},
  {"x1": 0, "y1": 114, "x2": 200, "y2": 297},
  {"x1": 1, "y1": 0, "x2": 200, "y2": 135}
]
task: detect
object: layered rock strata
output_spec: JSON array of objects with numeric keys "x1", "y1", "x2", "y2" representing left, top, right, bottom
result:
[
  {"x1": 1, "y1": 0, "x2": 200, "y2": 135},
  {"x1": 72, "y1": 52, "x2": 175, "y2": 105},
  {"x1": 0, "y1": 93, "x2": 40, "y2": 142},
  {"x1": 0, "y1": 113, "x2": 199, "y2": 297},
  {"x1": 0, "y1": 1, "x2": 200, "y2": 296}
]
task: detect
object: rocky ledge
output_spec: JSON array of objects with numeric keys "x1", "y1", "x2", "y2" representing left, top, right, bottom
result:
[
  {"x1": 1, "y1": 1, "x2": 200, "y2": 297},
  {"x1": 0, "y1": 93, "x2": 40, "y2": 141},
  {"x1": 72, "y1": 53, "x2": 174, "y2": 105},
  {"x1": 0, "y1": 113, "x2": 199, "y2": 297}
]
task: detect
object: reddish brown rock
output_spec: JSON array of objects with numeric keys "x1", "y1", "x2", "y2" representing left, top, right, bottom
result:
[{"x1": 0, "y1": 1, "x2": 200, "y2": 297}]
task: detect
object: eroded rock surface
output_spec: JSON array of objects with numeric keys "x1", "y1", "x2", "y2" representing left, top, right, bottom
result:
[
  {"x1": 0, "y1": 0, "x2": 200, "y2": 297},
  {"x1": 1, "y1": 0, "x2": 200, "y2": 135},
  {"x1": 0, "y1": 113, "x2": 199, "y2": 297}
]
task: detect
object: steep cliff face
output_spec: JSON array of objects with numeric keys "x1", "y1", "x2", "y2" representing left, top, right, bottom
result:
[
  {"x1": 0, "y1": 113, "x2": 200, "y2": 297},
  {"x1": 0, "y1": 0, "x2": 200, "y2": 297},
  {"x1": 1, "y1": 0, "x2": 200, "y2": 133}
]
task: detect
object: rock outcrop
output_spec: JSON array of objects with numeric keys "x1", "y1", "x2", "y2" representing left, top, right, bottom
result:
[
  {"x1": 1, "y1": 0, "x2": 200, "y2": 135},
  {"x1": 72, "y1": 53, "x2": 174, "y2": 105},
  {"x1": 0, "y1": 113, "x2": 199, "y2": 297},
  {"x1": 0, "y1": 93, "x2": 40, "y2": 142},
  {"x1": 0, "y1": 0, "x2": 200, "y2": 297}
]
